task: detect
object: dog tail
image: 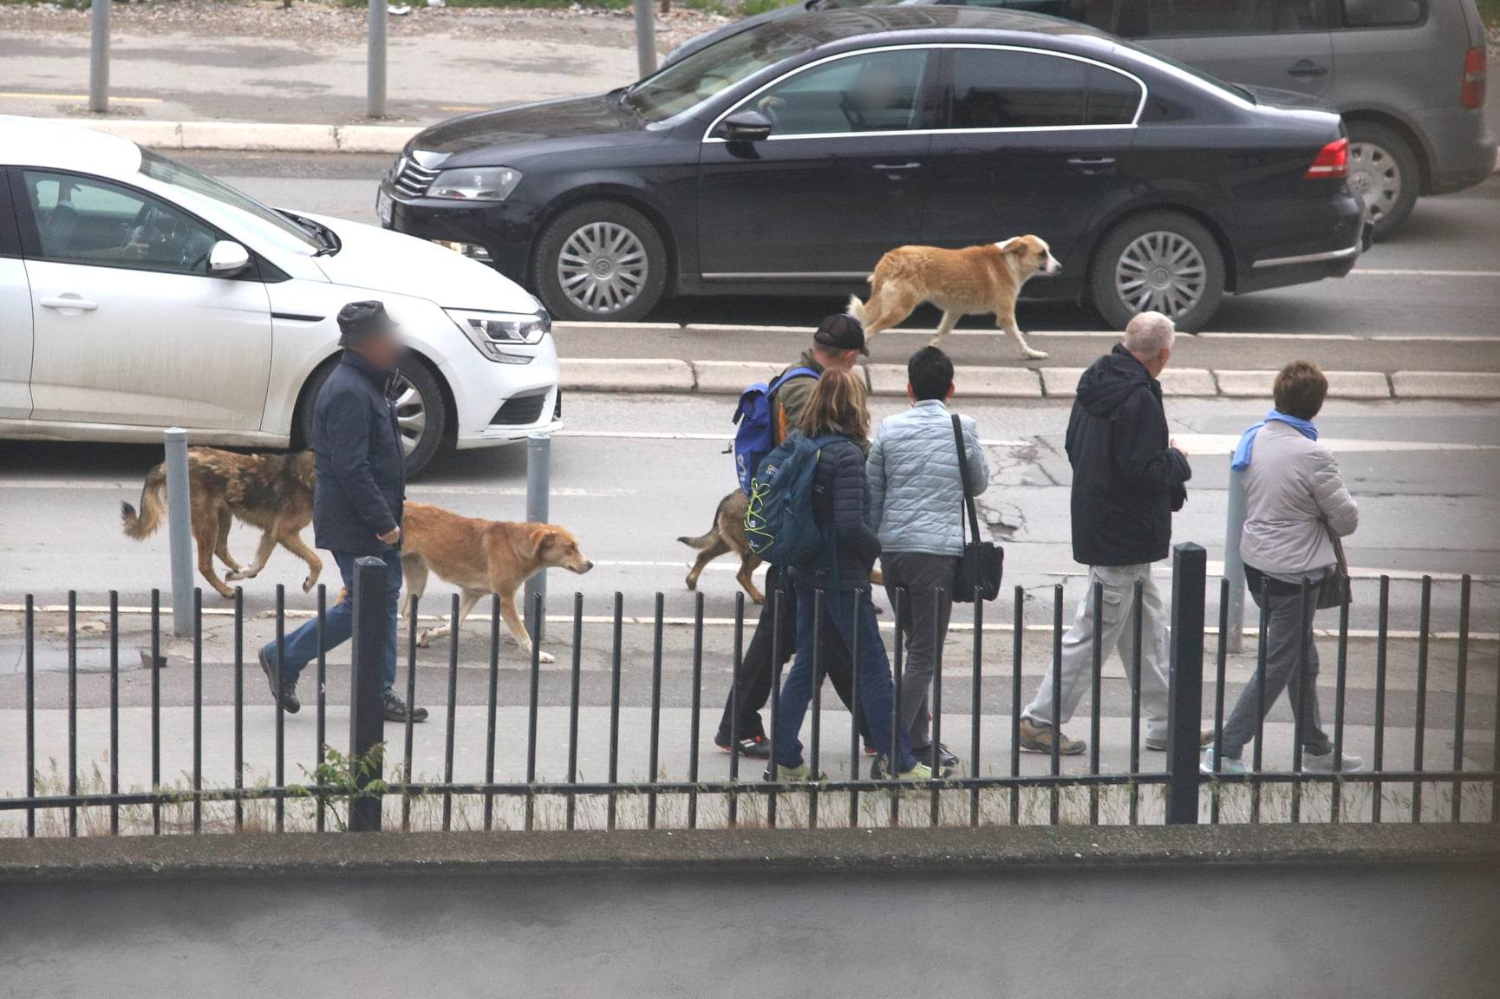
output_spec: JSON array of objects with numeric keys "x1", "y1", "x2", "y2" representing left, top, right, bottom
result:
[
  {"x1": 121, "y1": 464, "x2": 168, "y2": 540},
  {"x1": 677, "y1": 527, "x2": 718, "y2": 550},
  {"x1": 846, "y1": 294, "x2": 869, "y2": 325}
]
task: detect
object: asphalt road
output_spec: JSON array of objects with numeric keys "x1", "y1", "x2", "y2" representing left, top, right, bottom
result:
[{"x1": 181, "y1": 152, "x2": 1500, "y2": 339}]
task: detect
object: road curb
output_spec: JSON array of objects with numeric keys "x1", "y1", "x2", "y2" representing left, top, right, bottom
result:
[
  {"x1": 51, "y1": 117, "x2": 418, "y2": 154},
  {"x1": 1, "y1": 825, "x2": 1495, "y2": 884}
]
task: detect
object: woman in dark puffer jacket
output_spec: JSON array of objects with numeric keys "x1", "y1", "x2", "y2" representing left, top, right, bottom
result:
[{"x1": 769, "y1": 369, "x2": 928, "y2": 782}]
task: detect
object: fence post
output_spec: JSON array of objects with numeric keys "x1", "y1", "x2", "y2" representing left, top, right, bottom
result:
[
  {"x1": 524, "y1": 433, "x2": 550, "y2": 644},
  {"x1": 164, "y1": 429, "x2": 194, "y2": 638},
  {"x1": 348, "y1": 556, "x2": 387, "y2": 832},
  {"x1": 1222, "y1": 455, "x2": 1247, "y2": 653},
  {"x1": 89, "y1": 0, "x2": 109, "y2": 113},
  {"x1": 1166, "y1": 542, "x2": 1207, "y2": 824},
  {"x1": 368, "y1": 0, "x2": 387, "y2": 118},
  {"x1": 633, "y1": 0, "x2": 657, "y2": 79}
]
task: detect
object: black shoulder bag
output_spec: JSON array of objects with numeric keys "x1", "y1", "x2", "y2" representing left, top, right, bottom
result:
[{"x1": 951, "y1": 414, "x2": 1003, "y2": 603}]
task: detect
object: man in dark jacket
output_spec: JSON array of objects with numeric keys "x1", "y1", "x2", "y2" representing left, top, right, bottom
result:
[
  {"x1": 1019, "y1": 312, "x2": 1191, "y2": 756},
  {"x1": 258, "y1": 301, "x2": 427, "y2": 723}
]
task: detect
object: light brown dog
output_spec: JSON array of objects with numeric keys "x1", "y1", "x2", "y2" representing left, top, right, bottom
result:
[
  {"x1": 121, "y1": 447, "x2": 320, "y2": 599},
  {"x1": 398, "y1": 502, "x2": 594, "y2": 662},
  {"x1": 679, "y1": 490, "x2": 764, "y2": 604},
  {"x1": 848, "y1": 235, "x2": 1062, "y2": 360}
]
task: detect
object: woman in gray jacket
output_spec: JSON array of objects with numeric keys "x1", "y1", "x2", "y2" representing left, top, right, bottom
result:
[{"x1": 1204, "y1": 361, "x2": 1362, "y2": 775}]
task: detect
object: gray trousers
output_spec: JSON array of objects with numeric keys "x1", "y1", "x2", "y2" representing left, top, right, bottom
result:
[
  {"x1": 1220, "y1": 585, "x2": 1332, "y2": 759},
  {"x1": 882, "y1": 551, "x2": 959, "y2": 750}
]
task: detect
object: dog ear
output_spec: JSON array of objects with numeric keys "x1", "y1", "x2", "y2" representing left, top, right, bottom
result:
[
  {"x1": 995, "y1": 237, "x2": 1021, "y2": 254},
  {"x1": 528, "y1": 527, "x2": 558, "y2": 556}
]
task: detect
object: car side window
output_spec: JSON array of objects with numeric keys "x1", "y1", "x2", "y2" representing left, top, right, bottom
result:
[
  {"x1": 1341, "y1": 0, "x2": 1424, "y2": 28},
  {"x1": 947, "y1": 50, "x2": 1138, "y2": 129},
  {"x1": 750, "y1": 49, "x2": 931, "y2": 136},
  {"x1": 21, "y1": 170, "x2": 219, "y2": 276},
  {"x1": 1137, "y1": 0, "x2": 1334, "y2": 36}
]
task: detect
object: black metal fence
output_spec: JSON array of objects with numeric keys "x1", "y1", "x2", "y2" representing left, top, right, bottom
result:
[{"x1": 5, "y1": 544, "x2": 1496, "y2": 836}]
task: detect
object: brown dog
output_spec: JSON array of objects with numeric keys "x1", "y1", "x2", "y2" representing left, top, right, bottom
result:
[
  {"x1": 398, "y1": 502, "x2": 594, "y2": 662},
  {"x1": 679, "y1": 490, "x2": 764, "y2": 604},
  {"x1": 848, "y1": 235, "x2": 1062, "y2": 360},
  {"x1": 121, "y1": 447, "x2": 320, "y2": 599}
]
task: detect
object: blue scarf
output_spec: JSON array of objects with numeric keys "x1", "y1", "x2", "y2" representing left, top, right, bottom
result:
[{"x1": 1231, "y1": 410, "x2": 1318, "y2": 470}]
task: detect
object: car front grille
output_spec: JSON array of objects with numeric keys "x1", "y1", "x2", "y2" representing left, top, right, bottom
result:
[
  {"x1": 490, "y1": 391, "x2": 550, "y2": 427},
  {"x1": 392, "y1": 158, "x2": 440, "y2": 198}
]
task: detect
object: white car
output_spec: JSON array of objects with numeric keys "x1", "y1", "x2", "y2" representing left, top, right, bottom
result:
[{"x1": 0, "y1": 116, "x2": 562, "y2": 474}]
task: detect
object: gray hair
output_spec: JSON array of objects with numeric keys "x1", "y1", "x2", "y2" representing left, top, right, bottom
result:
[{"x1": 1123, "y1": 311, "x2": 1175, "y2": 359}]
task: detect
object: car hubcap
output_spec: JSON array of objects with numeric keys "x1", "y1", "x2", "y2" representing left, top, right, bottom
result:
[
  {"x1": 1347, "y1": 141, "x2": 1402, "y2": 225},
  {"x1": 557, "y1": 221, "x2": 648, "y2": 315},
  {"x1": 392, "y1": 378, "x2": 426, "y2": 457},
  {"x1": 1115, "y1": 231, "x2": 1207, "y2": 319}
]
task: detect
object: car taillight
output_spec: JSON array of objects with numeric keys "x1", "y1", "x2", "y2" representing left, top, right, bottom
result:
[
  {"x1": 1305, "y1": 138, "x2": 1348, "y2": 179},
  {"x1": 1461, "y1": 47, "x2": 1486, "y2": 110}
]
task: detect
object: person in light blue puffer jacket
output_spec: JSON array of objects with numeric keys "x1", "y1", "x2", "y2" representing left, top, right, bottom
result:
[{"x1": 867, "y1": 347, "x2": 989, "y2": 772}]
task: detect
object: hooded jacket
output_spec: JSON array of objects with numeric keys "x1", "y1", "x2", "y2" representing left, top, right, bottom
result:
[{"x1": 1066, "y1": 344, "x2": 1191, "y2": 566}]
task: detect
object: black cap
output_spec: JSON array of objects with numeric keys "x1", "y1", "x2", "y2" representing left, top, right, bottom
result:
[
  {"x1": 337, "y1": 300, "x2": 399, "y2": 347},
  {"x1": 815, "y1": 313, "x2": 868, "y2": 356}
]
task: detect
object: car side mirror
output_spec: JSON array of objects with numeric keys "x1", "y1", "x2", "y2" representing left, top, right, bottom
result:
[
  {"x1": 208, "y1": 240, "x2": 251, "y2": 276},
  {"x1": 721, "y1": 109, "x2": 773, "y2": 143}
]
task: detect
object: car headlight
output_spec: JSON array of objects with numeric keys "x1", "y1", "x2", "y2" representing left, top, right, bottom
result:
[
  {"x1": 427, "y1": 167, "x2": 522, "y2": 201},
  {"x1": 447, "y1": 308, "x2": 550, "y2": 362}
]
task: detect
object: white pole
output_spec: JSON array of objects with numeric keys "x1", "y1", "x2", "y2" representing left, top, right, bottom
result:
[
  {"x1": 634, "y1": 0, "x2": 657, "y2": 79},
  {"x1": 368, "y1": 0, "x2": 387, "y2": 118},
  {"x1": 89, "y1": 0, "x2": 109, "y2": 113},
  {"x1": 164, "y1": 429, "x2": 194, "y2": 638},
  {"x1": 524, "y1": 433, "x2": 550, "y2": 644}
]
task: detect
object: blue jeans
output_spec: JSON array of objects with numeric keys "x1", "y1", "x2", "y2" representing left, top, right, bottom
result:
[
  {"x1": 773, "y1": 580, "x2": 913, "y2": 772},
  {"x1": 262, "y1": 550, "x2": 401, "y2": 692}
]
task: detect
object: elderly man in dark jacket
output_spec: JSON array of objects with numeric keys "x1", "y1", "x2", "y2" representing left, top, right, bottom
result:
[
  {"x1": 1018, "y1": 312, "x2": 1192, "y2": 756},
  {"x1": 258, "y1": 301, "x2": 426, "y2": 723}
]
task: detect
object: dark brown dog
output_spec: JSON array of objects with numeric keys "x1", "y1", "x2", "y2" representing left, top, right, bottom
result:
[
  {"x1": 679, "y1": 490, "x2": 764, "y2": 604},
  {"x1": 121, "y1": 447, "x2": 320, "y2": 599}
]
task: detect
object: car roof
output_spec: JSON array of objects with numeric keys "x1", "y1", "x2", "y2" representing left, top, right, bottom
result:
[
  {"x1": 781, "y1": 6, "x2": 1117, "y2": 47},
  {"x1": 0, "y1": 115, "x2": 143, "y2": 176}
]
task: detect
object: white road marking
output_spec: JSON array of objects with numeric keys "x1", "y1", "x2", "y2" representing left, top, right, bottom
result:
[
  {"x1": 1046, "y1": 565, "x2": 1495, "y2": 584},
  {"x1": 1350, "y1": 269, "x2": 1500, "y2": 278},
  {"x1": 0, "y1": 480, "x2": 636, "y2": 496},
  {"x1": 1171, "y1": 433, "x2": 1500, "y2": 454},
  {"x1": 555, "y1": 429, "x2": 1036, "y2": 446}
]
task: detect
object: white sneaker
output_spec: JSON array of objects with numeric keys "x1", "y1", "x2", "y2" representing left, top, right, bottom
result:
[
  {"x1": 1200, "y1": 747, "x2": 1247, "y2": 775},
  {"x1": 1303, "y1": 748, "x2": 1364, "y2": 773}
]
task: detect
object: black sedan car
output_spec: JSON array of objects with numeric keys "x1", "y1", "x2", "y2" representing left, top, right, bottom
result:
[{"x1": 380, "y1": 8, "x2": 1367, "y2": 331}]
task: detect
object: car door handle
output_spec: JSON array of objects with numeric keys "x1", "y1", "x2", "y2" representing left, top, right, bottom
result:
[
  {"x1": 1288, "y1": 60, "x2": 1329, "y2": 78},
  {"x1": 39, "y1": 295, "x2": 99, "y2": 312},
  {"x1": 1066, "y1": 156, "x2": 1117, "y2": 175},
  {"x1": 872, "y1": 162, "x2": 921, "y2": 171}
]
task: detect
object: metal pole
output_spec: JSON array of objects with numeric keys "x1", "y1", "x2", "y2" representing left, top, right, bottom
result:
[
  {"x1": 348, "y1": 556, "x2": 387, "y2": 832},
  {"x1": 164, "y1": 429, "x2": 194, "y2": 638},
  {"x1": 1222, "y1": 454, "x2": 1247, "y2": 653},
  {"x1": 368, "y1": 0, "x2": 387, "y2": 119},
  {"x1": 524, "y1": 433, "x2": 550, "y2": 644},
  {"x1": 89, "y1": 0, "x2": 109, "y2": 114},
  {"x1": 633, "y1": 0, "x2": 657, "y2": 79},
  {"x1": 1166, "y1": 542, "x2": 1207, "y2": 825}
]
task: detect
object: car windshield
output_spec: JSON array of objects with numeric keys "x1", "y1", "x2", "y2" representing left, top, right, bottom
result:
[
  {"x1": 622, "y1": 20, "x2": 827, "y2": 122},
  {"x1": 138, "y1": 150, "x2": 323, "y2": 255}
]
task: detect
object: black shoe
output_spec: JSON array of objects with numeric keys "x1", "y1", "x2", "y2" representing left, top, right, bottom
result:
[
  {"x1": 714, "y1": 731, "x2": 770, "y2": 759},
  {"x1": 258, "y1": 646, "x2": 300, "y2": 714},
  {"x1": 911, "y1": 742, "x2": 960, "y2": 776},
  {"x1": 382, "y1": 689, "x2": 428, "y2": 723}
]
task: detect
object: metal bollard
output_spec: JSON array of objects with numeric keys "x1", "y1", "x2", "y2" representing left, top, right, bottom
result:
[
  {"x1": 1166, "y1": 542, "x2": 1207, "y2": 824},
  {"x1": 164, "y1": 429, "x2": 194, "y2": 638},
  {"x1": 368, "y1": 0, "x2": 387, "y2": 118},
  {"x1": 348, "y1": 557, "x2": 388, "y2": 832},
  {"x1": 1222, "y1": 454, "x2": 1247, "y2": 653},
  {"x1": 633, "y1": 0, "x2": 657, "y2": 78},
  {"x1": 524, "y1": 433, "x2": 550, "y2": 643},
  {"x1": 89, "y1": 0, "x2": 109, "y2": 113}
]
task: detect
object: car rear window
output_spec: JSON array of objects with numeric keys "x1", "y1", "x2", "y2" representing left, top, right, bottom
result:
[
  {"x1": 1133, "y1": 0, "x2": 1334, "y2": 36},
  {"x1": 947, "y1": 49, "x2": 1141, "y2": 129},
  {"x1": 1341, "y1": 0, "x2": 1425, "y2": 28}
]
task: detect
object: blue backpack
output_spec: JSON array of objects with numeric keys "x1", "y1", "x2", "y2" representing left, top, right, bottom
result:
[
  {"x1": 744, "y1": 432, "x2": 837, "y2": 569},
  {"x1": 731, "y1": 366, "x2": 817, "y2": 495}
]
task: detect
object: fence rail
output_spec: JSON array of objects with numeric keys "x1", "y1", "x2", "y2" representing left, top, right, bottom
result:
[{"x1": 5, "y1": 544, "x2": 1496, "y2": 836}]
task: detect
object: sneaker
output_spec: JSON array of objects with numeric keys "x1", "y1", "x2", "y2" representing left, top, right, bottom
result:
[
  {"x1": 910, "y1": 743, "x2": 960, "y2": 775},
  {"x1": 382, "y1": 689, "x2": 429, "y2": 724},
  {"x1": 714, "y1": 732, "x2": 770, "y2": 759},
  {"x1": 869, "y1": 758, "x2": 937, "y2": 782},
  {"x1": 1018, "y1": 718, "x2": 1084, "y2": 756},
  {"x1": 1145, "y1": 728, "x2": 1215, "y2": 752},
  {"x1": 1200, "y1": 748, "x2": 1247, "y2": 775},
  {"x1": 258, "y1": 646, "x2": 300, "y2": 714},
  {"x1": 764, "y1": 762, "x2": 826, "y2": 782},
  {"x1": 1302, "y1": 747, "x2": 1364, "y2": 774}
]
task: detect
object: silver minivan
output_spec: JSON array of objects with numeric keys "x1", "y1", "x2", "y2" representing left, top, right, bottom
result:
[{"x1": 669, "y1": 0, "x2": 1496, "y2": 235}]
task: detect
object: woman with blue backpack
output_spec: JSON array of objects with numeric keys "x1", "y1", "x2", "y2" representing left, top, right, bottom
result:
[{"x1": 766, "y1": 367, "x2": 929, "y2": 783}]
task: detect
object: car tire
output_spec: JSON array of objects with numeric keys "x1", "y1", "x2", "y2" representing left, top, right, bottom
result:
[
  {"x1": 1346, "y1": 121, "x2": 1419, "y2": 237},
  {"x1": 1090, "y1": 211, "x2": 1226, "y2": 334},
  {"x1": 294, "y1": 358, "x2": 449, "y2": 477},
  {"x1": 533, "y1": 201, "x2": 668, "y2": 322}
]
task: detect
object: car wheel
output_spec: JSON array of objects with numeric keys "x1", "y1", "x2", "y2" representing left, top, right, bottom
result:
[
  {"x1": 1091, "y1": 211, "x2": 1226, "y2": 334},
  {"x1": 1346, "y1": 121, "x2": 1419, "y2": 237},
  {"x1": 533, "y1": 201, "x2": 667, "y2": 322},
  {"x1": 295, "y1": 358, "x2": 449, "y2": 477}
]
